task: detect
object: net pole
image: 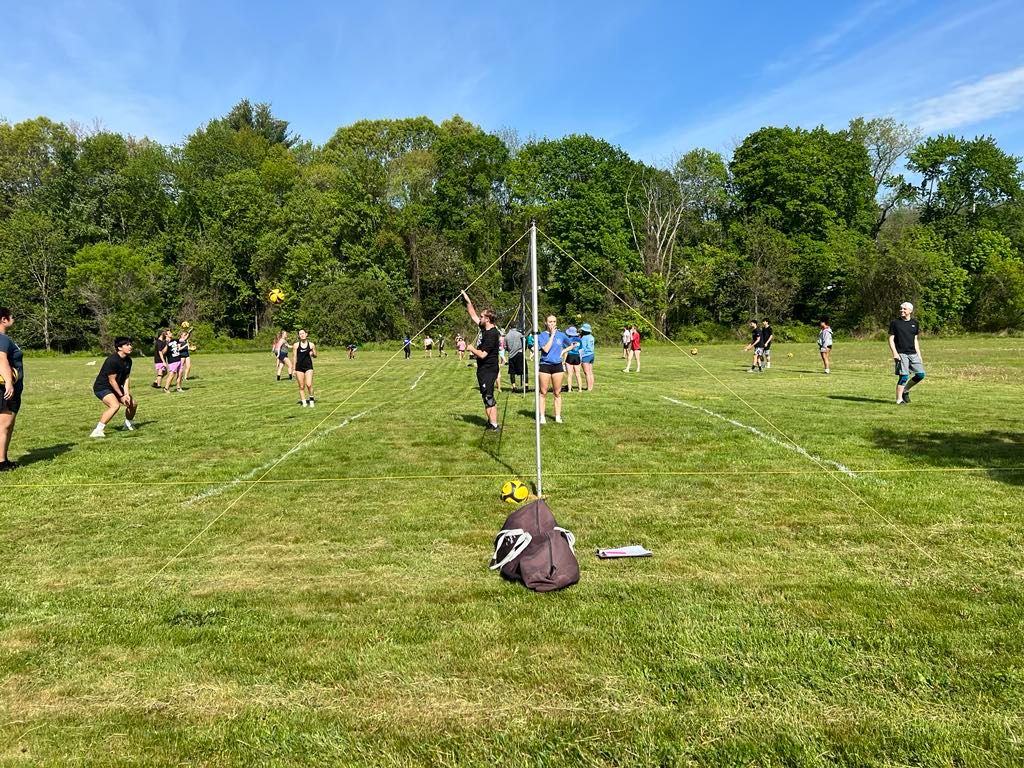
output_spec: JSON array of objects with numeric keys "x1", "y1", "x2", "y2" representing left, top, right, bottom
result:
[{"x1": 529, "y1": 220, "x2": 543, "y2": 497}]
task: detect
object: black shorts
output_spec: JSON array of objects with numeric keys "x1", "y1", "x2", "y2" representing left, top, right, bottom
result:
[
  {"x1": 507, "y1": 352, "x2": 525, "y2": 376},
  {"x1": 539, "y1": 362, "x2": 564, "y2": 375},
  {"x1": 476, "y1": 366, "x2": 498, "y2": 407},
  {"x1": 94, "y1": 388, "x2": 115, "y2": 401},
  {"x1": 565, "y1": 353, "x2": 581, "y2": 366},
  {"x1": 0, "y1": 381, "x2": 23, "y2": 414},
  {"x1": 296, "y1": 363, "x2": 313, "y2": 373}
]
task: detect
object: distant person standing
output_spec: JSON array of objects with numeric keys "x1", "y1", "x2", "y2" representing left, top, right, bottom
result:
[
  {"x1": 462, "y1": 290, "x2": 501, "y2": 431},
  {"x1": 624, "y1": 325, "x2": 642, "y2": 372},
  {"x1": 90, "y1": 337, "x2": 137, "y2": 438},
  {"x1": 537, "y1": 315, "x2": 573, "y2": 424},
  {"x1": 438, "y1": 336, "x2": 447, "y2": 358},
  {"x1": 744, "y1": 320, "x2": 763, "y2": 372},
  {"x1": 152, "y1": 329, "x2": 170, "y2": 388},
  {"x1": 293, "y1": 329, "x2": 317, "y2": 407},
  {"x1": 760, "y1": 319, "x2": 774, "y2": 369},
  {"x1": 889, "y1": 301, "x2": 925, "y2": 405},
  {"x1": 818, "y1": 319, "x2": 833, "y2": 374},
  {"x1": 403, "y1": 335, "x2": 412, "y2": 360},
  {"x1": 273, "y1": 330, "x2": 293, "y2": 381},
  {"x1": 177, "y1": 326, "x2": 194, "y2": 383},
  {"x1": 164, "y1": 333, "x2": 185, "y2": 392},
  {"x1": 0, "y1": 307, "x2": 24, "y2": 471},
  {"x1": 424, "y1": 335, "x2": 433, "y2": 358},
  {"x1": 578, "y1": 322, "x2": 596, "y2": 391},
  {"x1": 505, "y1": 325, "x2": 526, "y2": 392},
  {"x1": 621, "y1": 326, "x2": 631, "y2": 359},
  {"x1": 564, "y1": 326, "x2": 583, "y2": 392},
  {"x1": 456, "y1": 334, "x2": 466, "y2": 361}
]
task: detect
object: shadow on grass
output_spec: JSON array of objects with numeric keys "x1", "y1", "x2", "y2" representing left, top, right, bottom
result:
[
  {"x1": 829, "y1": 395, "x2": 892, "y2": 404},
  {"x1": 18, "y1": 442, "x2": 74, "y2": 467},
  {"x1": 873, "y1": 428, "x2": 1024, "y2": 486}
]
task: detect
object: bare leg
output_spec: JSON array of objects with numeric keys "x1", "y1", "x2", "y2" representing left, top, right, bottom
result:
[
  {"x1": 0, "y1": 412, "x2": 15, "y2": 462},
  {"x1": 551, "y1": 373, "x2": 564, "y2": 419}
]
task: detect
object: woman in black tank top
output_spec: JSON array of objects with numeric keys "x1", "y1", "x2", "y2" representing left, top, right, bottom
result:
[{"x1": 293, "y1": 329, "x2": 317, "y2": 407}]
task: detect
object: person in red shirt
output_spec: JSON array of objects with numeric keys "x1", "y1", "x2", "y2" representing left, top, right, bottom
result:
[{"x1": 624, "y1": 325, "x2": 642, "y2": 372}]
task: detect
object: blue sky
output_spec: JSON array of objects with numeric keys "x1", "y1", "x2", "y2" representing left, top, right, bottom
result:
[{"x1": 2, "y1": 0, "x2": 1023, "y2": 164}]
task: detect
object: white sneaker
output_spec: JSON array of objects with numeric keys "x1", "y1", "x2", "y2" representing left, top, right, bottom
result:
[
  {"x1": 123, "y1": 420, "x2": 135, "y2": 431},
  {"x1": 622, "y1": 368, "x2": 630, "y2": 372},
  {"x1": 308, "y1": 399, "x2": 315, "y2": 408},
  {"x1": 554, "y1": 415, "x2": 562, "y2": 424},
  {"x1": 539, "y1": 415, "x2": 547, "y2": 424},
  {"x1": 824, "y1": 369, "x2": 831, "y2": 374},
  {"x1": 301, "y1": 400, "x2": 308, "y2": 407},
  {"x1": 90, "y1": 428, "x2": 105, "y2": 438}
]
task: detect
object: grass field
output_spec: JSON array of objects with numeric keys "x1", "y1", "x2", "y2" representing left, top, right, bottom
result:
[{"x1": 2, "y1": 338, "x2": 1023, "y2": 766}]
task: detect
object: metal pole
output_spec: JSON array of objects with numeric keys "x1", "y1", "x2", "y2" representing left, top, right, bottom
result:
[{"x1": 530, "y1": 221, "x2": 543, "y2": 497}]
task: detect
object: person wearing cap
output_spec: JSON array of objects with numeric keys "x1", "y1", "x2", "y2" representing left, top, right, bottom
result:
[
  {"x1": 889, "y1": 301, "x2": 925, "y2": 405},
  {"x1": 578, "y1": 322, "x2": 596, "y2": 391},
  {"x1": 90, "y1": 336, "x2": 137, "y2": 437},
  {"x1": 564, "y1": 326, "x2": 583, "y2": 393}
]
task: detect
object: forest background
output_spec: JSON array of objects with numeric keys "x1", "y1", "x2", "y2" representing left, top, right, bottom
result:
[{"x1": 1, "y1": 100, "x2": 1023, "y2": 352}]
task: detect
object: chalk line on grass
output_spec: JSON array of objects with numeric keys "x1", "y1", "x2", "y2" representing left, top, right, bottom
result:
[
  {"x1": 184, "y1": 406, "x2": 380, "y2": 506},
  {"x1": 662, "y1": 396, "x2": 858, "y2": 479},
  {"x1": 410, "y1": 370, "x2": 426, "y2": 390}
]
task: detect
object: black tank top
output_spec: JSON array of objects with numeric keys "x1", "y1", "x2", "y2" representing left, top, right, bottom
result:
[{"x1": 296, "y1": 341, "x2": 313, "y2": 368}]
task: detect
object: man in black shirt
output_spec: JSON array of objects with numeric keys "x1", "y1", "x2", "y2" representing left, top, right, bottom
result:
[
  {"x1": 760, "y1": 319, "x2": 774, "y2": 369},
  {"x1": 91, "y1": 337, "x2": 137, "y2": 437},
  {"x1": 888, "y1": 301, "x2": 925, "y2": 405},
  {"x1": 462, "y1": 290, "x2": 501, "y2": 431}
]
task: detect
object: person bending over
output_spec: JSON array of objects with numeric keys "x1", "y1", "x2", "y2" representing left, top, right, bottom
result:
[{"x1": 91, "y1": 337, "x2": 137, "y2": 438}]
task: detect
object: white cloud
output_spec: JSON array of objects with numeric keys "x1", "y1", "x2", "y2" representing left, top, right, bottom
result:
[{"x1": 909, "y1": 65, "x2": 1024, "y2": 132}]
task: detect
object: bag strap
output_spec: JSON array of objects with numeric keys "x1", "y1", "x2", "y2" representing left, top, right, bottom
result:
[
  {"x1": 553, "y1": 527, "x2": 576, "y2": 553},
  {"x1": 490, "y1": 528, "x2": 532, "y2": 570}
]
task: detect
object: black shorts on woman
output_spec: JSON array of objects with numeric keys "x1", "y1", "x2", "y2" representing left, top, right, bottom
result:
[{"x1": 539, "y1": 362, "x2": 564, "y2": 375}]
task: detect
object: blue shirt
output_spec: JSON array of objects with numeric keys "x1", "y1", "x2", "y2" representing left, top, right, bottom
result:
[
  {"x1": 578, "y1": 334, "x2": 595, "y2": 362},
  {"x1": 537, "y1": 330, "x2": 573, "y2": 365}
]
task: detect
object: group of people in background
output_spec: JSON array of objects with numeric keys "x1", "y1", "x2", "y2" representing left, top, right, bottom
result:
[
  {"x1": 0, "y1": 297, "x2": 929, "y2": 470},
  {"x1": 152, "y1": 326, "x2": 194, "y2": 392},
  {"x1": 744, "y1": 319, "x2": 775, "y2": 373},
  {"x1": 272, "y1": 330, "x2": 318, "y2": 406}
]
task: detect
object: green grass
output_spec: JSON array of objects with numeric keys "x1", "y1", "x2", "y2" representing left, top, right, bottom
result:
[{"x1": 2, "y1": 339, "x2": 1023, "y2": 766}]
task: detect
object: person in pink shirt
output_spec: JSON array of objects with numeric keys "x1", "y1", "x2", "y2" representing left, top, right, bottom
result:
[{"x1": 624, "y1": 325, "x2": 641, "y2": 372}]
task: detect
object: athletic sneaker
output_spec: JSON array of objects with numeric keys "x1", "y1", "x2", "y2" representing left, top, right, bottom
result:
[
  {"x1": 277, "y1": 375, "x2": 281, "y2": 381},
  {"x1": 901, "y1": 391, "x2": 911, "y2": 404},
  {"x1": 123, "y1": 420, "x2": 135, "y2": 431},
  {"x1": 151, "y1": 382, "x2": 160, "y2": 388},
  {"x1": 90, "y1": 427, "x2": 105, "y2": 438},
  {"x1": 301, "y1": 400, "x2": 308, "y2": 407},
  {"x1": 485, "y1": 422, "x2": 501, "y2": 432},
  {"x1": 0, "y1": 460, "x2": 19, "y2": 472},
  {"x1": 824, "y1": 369, "x2": 830, "y2": 374},
  {"x1": 554, "y1": 415, "x2": 563, "y2": 424},
  {"x1": 308, "y1": 399, "x2": 315, "y2": 408},
  {"x1": 539, "y1": 415, "x2": 547, "y2": 424}
]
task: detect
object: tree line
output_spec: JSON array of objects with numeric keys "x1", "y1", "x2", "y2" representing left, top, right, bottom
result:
[{"x1": 1, "y1": 100, "x2": 1022, "y2": 351}]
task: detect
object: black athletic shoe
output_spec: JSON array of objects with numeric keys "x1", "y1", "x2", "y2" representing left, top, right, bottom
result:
[
  {"x1": 0, "y1": 460, "x2": 18, "y2": 472},
  {"x1": 901, "y1": 391, "x2": 911, "y2": 403},
  {"x1": 485, "y1": 423, "x2": 501, "y2": 432},
  {"x1": 151, "y1": 382, "x2": 160, "y2": 388}
]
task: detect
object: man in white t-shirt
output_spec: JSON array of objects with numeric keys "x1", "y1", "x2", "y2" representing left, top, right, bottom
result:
[{"x1": 621, "y1": 326, "x2": 631, "y2": 359}]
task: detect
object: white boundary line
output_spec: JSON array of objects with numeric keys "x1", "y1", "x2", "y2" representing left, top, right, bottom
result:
[
  {"x1": 183, "y1": 406, "x2": 380, "y2": 506},
  {"x1": 662, "y1": 396, "x2": 859, "y2": 479},
  {"x1": 410, "y1": 370, "x2": 426, "y2": 390}
]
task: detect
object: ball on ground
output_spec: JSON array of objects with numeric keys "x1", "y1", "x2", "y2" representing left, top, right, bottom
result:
[
  {"x1": 690, "y1": 348, "x2": 698, "y2": 356},
  {"x1": 500, "y1": 479, "x2": 529, "y2": 505}
]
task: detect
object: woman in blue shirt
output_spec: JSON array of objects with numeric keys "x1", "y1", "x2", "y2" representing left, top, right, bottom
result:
[
  {"x1": 578, "y1": 322, "x2": 596, "y2": 391},
  {"x1": 537, "y1": 315, "x2": 574, "y2": 424}
]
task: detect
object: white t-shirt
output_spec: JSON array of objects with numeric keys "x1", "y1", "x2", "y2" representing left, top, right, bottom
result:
[{"x1": 622, "y1": 329, "x2": 632, "y2": 345}]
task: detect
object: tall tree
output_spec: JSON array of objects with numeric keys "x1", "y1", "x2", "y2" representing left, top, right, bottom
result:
[{"x1": 848, "y1": 117, "x2": 921, "y2": 234}]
